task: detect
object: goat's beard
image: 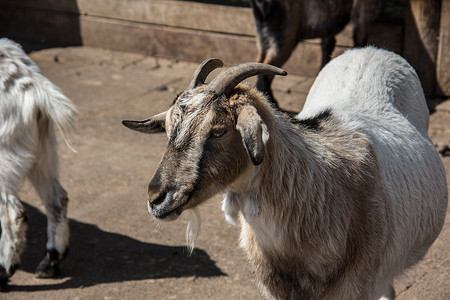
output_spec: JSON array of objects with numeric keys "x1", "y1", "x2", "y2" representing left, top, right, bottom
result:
[{"x1": 186, "y1": 208, "x2": 201, "y2": 254}]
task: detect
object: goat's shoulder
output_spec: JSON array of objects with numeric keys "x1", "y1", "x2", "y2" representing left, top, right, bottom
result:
[
  {"x1": 291, "y1": 108, "x2": 371, "y2": 148},
  {"x1": 288, "y1": 109, "x2": 378, "y2": 185}
]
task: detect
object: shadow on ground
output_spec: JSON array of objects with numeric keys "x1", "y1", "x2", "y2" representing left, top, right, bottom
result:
[{"x1": 7, "y1": 203, "x2": 225, "y2": 292}]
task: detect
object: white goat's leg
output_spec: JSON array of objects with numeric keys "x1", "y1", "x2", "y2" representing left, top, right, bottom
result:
[
  {"x1": 0, "y1": 193, "x2": 27, "y2": 289},
  {"x1": 0, "y1": 143, "x2": 31, "y2": 288},
  {"x1": 28, "y1": 167, "x2": 69, "y2": 278},
  {"x1": 27, "y1": 127, "x2": 69, "y2": 278}
]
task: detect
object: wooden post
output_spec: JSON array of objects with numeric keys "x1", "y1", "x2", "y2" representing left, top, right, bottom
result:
[
  {"x1": 403, "y1": 0, "x2": 441, "y2": 97},
  {"x1": 436, "y1": 0, "x2": 449, "y2": 96}
]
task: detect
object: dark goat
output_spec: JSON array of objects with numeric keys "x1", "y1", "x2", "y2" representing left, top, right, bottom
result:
[{"x1": 250, "y1": 0, "x2": 381, "y2": 105}]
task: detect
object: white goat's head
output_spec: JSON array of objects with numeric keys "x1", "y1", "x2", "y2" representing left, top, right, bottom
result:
[{"x1": 123, "y1": 59, "x2": 286, "y2": 221}]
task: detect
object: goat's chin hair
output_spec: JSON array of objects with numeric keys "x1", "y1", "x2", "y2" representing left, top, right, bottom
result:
[{"x1": 186, "y1": 208, "x2": 201, "y2": 255}]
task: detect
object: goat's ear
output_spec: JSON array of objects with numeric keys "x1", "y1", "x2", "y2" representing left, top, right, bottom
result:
[
  {"x1": 236, "y1": 105, "x2": 269, "y2": 165},
  {"x1": 122, "y1": 111, "x2": 167, "y2": 134}
]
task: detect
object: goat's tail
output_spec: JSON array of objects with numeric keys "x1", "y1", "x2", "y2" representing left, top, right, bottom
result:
[{"x1": 34, "y1": 76, "x2": 78, "y2": 152}]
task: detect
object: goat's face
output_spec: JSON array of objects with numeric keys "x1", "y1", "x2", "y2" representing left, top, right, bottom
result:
[{"x1": 123, "y1": 59, "x2": 286, "y2": 221}]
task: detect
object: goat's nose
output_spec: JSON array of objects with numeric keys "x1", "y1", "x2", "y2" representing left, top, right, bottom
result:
[{"x1": 149, "y1": 191, "x2": 166, "y2": 209}]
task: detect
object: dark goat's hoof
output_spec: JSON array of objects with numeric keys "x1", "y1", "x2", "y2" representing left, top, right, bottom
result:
[{"x1": 35, "y1": 250, "x2": 61, "y2": 278}]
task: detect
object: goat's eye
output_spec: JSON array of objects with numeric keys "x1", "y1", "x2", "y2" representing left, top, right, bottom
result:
[{"x1": 210, "y1": 128, "x2": 227, "y2": 138}]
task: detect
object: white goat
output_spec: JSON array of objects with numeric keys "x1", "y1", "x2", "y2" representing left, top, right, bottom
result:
[
  {"x1": 0, "y1": 38, "x2": 76, "y2": 289},
  {"x1": 123, "y1": 47, "x2": 448, "y2": 299}
]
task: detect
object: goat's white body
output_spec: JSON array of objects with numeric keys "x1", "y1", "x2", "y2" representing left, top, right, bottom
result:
[
  {"x1": 300, "y1": 46, "x2": 447, "y2": 279},
  {"x1": 222, "y1": 47, "x2": 448, "y2": 299},
  {"x1": 300, "y1": 47, "x2": 429, "y2": 130},
  {"x1": 0, "y1": 38, "x2": 76, "y2": 281}
]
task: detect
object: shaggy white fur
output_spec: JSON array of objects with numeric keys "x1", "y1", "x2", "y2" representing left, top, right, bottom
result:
[{"x1": 0, "y1": 38, "x2": 77, "y2": 287}]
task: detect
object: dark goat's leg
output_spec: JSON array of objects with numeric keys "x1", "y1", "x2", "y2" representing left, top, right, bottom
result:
[
  {"x1": 320, "y1": 36, "x2": 336, "y2": 68},
  {"x1": 352, "y1": 0, "x2": 381, "y2": 47},
  {"x1": 256, "y1": 38, "x2": 299, "y2": 107}
]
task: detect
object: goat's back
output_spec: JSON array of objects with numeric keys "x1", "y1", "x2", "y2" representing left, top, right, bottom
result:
[
  {"x1": 299, "y1": 46, "x2": 429, "y2": 131},
  {"x1": 0, "y1": 38, "x2": 76, "y2": 145}
]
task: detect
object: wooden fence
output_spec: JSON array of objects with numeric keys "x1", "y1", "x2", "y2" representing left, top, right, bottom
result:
[{"x1": 0, "y1": 0, "x2": 447, "y2": 96}]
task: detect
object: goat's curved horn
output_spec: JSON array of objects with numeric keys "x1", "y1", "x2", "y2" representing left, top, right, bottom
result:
[
  {"x1": 206, "y1": 62, "x2": 287, "y2": 96},
  {"x1": 189, "y1": 58, "x2": 224, "y2": 89}
]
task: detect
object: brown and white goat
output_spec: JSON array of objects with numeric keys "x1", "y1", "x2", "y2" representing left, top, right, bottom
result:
[
  {"x1": 123, "y1": 48, "x2": 448, "y2": 299},
  {"x1": 250, "y1": 0, "x2": 381, "y2": 105},
  {"x1": 0, "y1": 38, "x2": 76, "y2": 289}
]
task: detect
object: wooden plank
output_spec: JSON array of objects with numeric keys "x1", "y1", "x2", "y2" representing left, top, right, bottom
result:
[
  {"x1": 436, "y1": 0, "x2": 450, "y2": 96},
  {"x1": 81, "y1": 13, "x2": 248, "y2": 66},
  {"x1": 78, "y1": 15, "x2": 327, "y2": 76},
  {"x1": 79, "y1": 15, "x2": 256, "y2": 64},
  {"x1": 403, "y1": 0, "x2": 441, "y2": 96},
  {"x1": 0, "y1": 0, "x2": 256, "y2": 36},
  {"x1": 0, "y1": 0, "x2": 80, "y2": 13},
  {"x1": 78, "y1": 0, "x2": 256, "y2": 36},
  {"x1": 0, "y1": 5, "x2": 82, "y2": 46}
]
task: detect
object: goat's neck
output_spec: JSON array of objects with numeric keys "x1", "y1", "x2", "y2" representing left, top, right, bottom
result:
[
  {"x1": 233, "y1": 107, "x2": 318, "y2": 218},
  {"x1": 225, "y1": 99, "x2": 377, "y2": 254}
]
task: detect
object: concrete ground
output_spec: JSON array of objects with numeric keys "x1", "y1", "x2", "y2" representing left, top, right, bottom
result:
[{"x1": 2, "y1": 46, "x2": 449, "y2": 299}]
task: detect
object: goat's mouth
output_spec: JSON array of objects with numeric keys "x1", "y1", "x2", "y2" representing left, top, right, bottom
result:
[{"x1": 147, "y1": 193, "x2": 191, "y2": 221}]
